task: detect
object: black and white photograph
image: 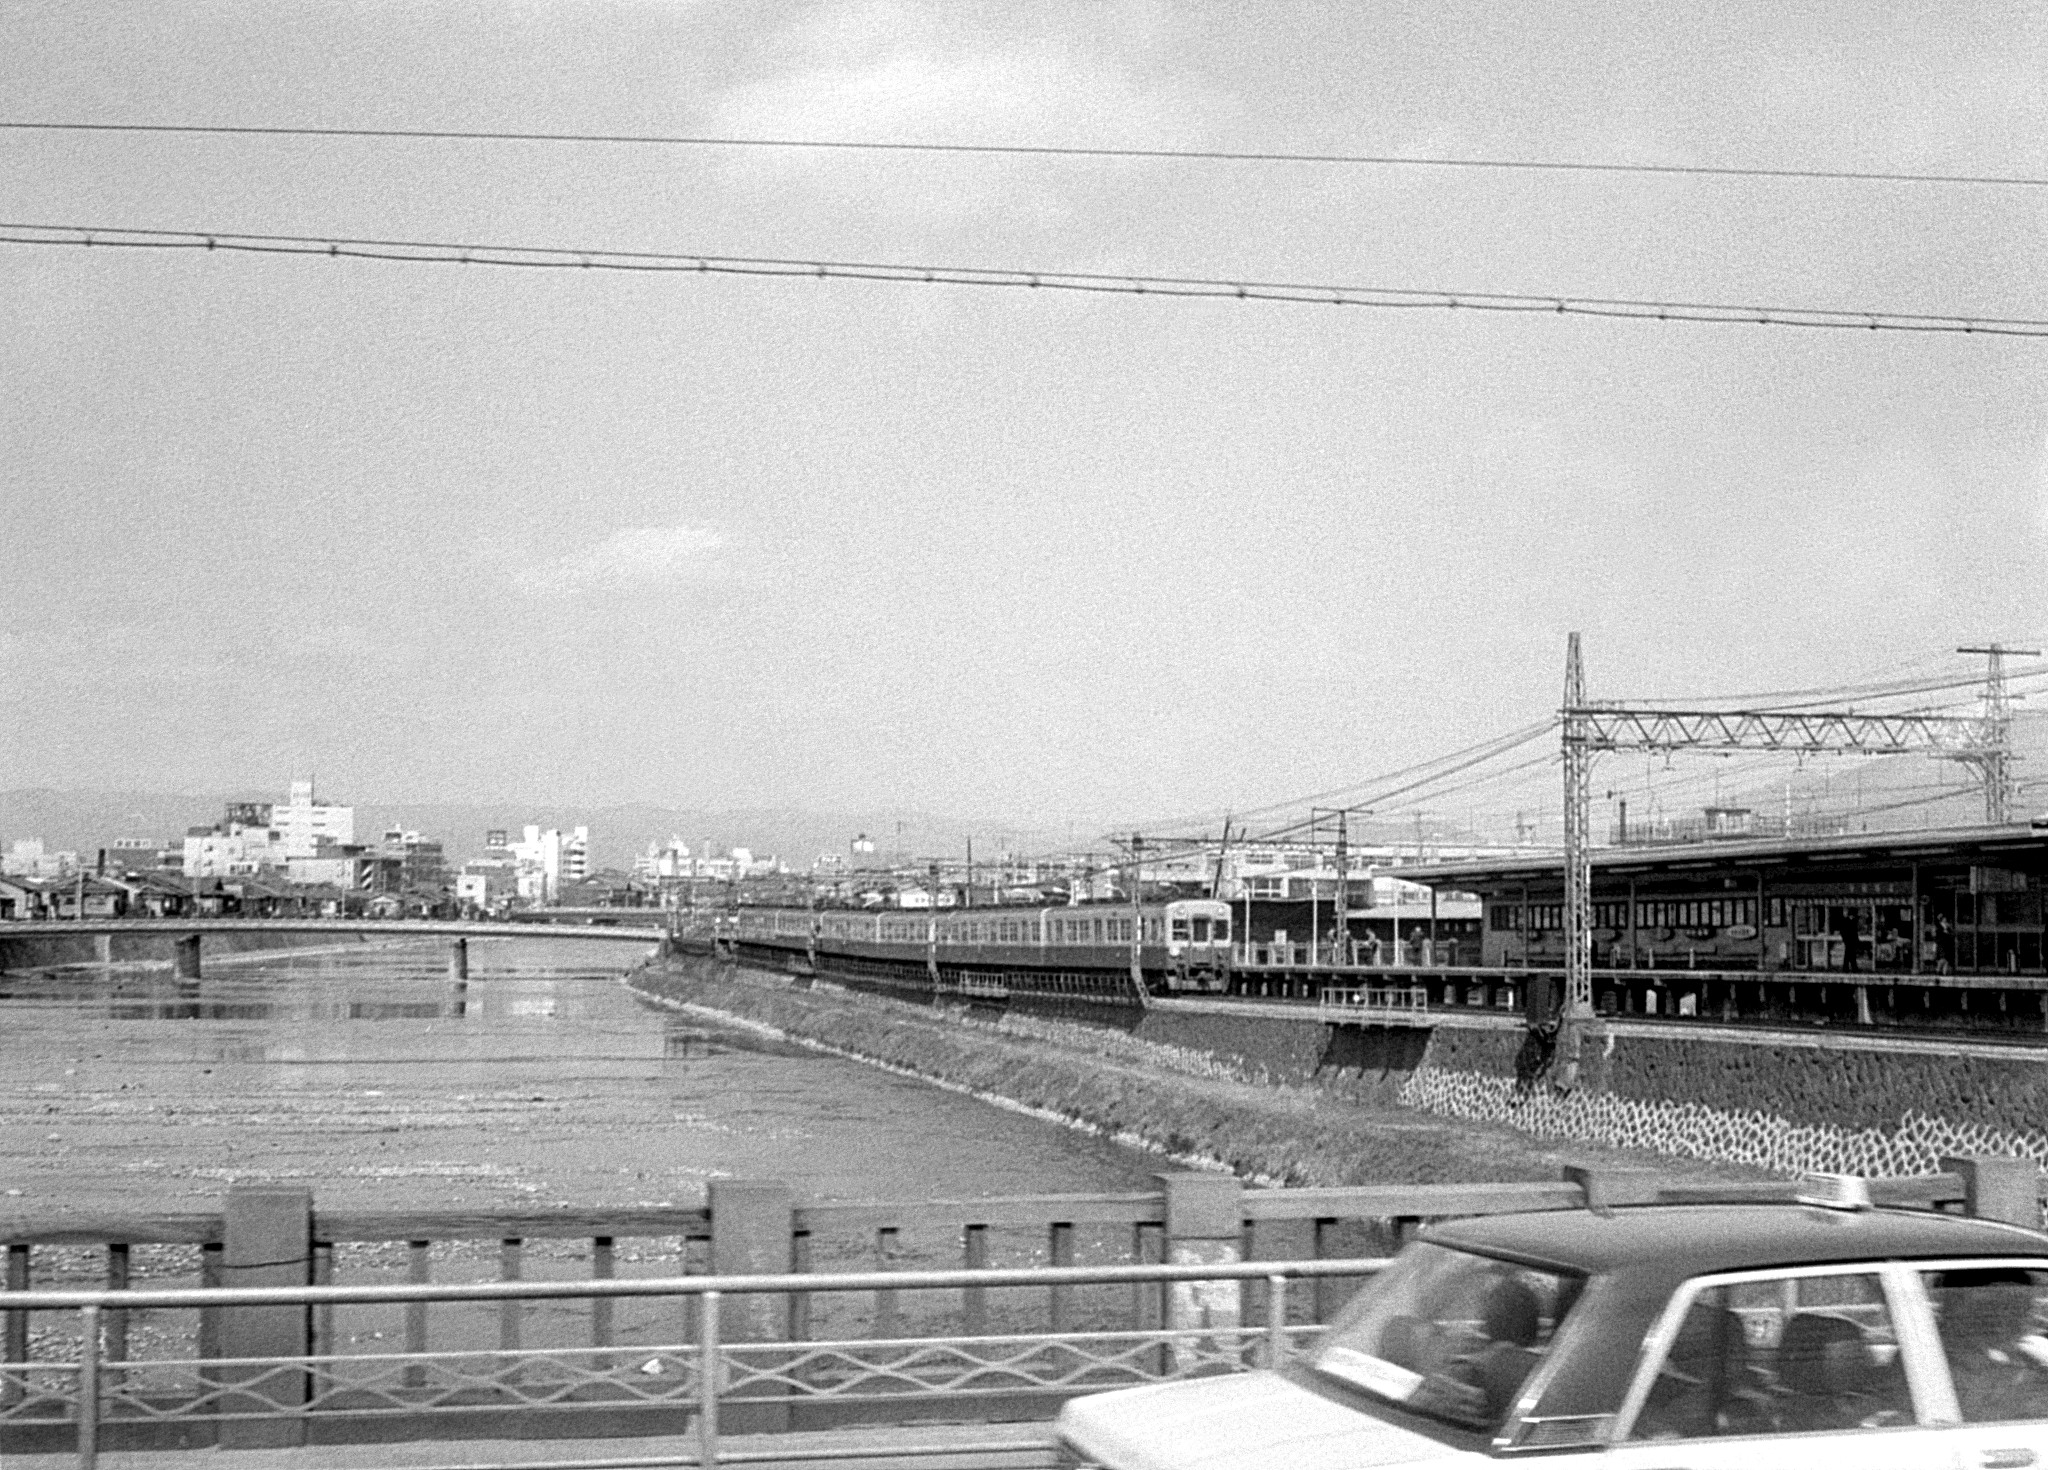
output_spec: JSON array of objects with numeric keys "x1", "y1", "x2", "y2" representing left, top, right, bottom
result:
[{"x1": 7, "y1": 5, "x2": 2048, "y2": 1467}]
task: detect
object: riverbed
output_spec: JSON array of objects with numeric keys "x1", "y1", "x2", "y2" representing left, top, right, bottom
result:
[
  {"x1": 0, "y1": 937, "x2": 1163, "y2": 1218},
  {"x1": 1, "y1": 938, "x2": 1174, "y2": 1357}
]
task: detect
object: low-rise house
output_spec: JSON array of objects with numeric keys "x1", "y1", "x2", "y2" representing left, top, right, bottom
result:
[
  {"x1": 0, "y1": 876, "x2": 44, "y2": 920},
  {"x1": 116, "y1": 871, "x2": 198, "y2": 918},
  {"x1": 42, "y1": 875, "x2": 131, "y2": 920},
  {"x1": 558, "y1": 870, "x2": 649, "y2": 908}
]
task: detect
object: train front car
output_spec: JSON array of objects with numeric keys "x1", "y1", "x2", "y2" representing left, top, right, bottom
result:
[{"x1": 1157, "y1": 898, "x2": 1234, "y2": 994}]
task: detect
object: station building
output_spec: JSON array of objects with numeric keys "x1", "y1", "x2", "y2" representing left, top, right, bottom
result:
[{"x1": 1404, "y1": 823, "x2": 2048, "y2": 1032}]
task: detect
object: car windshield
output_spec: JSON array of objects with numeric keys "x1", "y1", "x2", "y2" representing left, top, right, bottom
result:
[{"x1": 1313, "y1": 1241, "x2": 1586, "y2": 1435}]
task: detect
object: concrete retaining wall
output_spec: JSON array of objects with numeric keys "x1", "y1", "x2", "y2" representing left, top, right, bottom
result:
[{"x1": 1391, "y1": 1025, "x2": 2048, "y2": 1139}]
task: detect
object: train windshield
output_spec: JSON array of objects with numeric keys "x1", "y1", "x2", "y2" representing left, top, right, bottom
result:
[{"x1": 1173, "y1": 909, "x2": 1231, "y2": 944}]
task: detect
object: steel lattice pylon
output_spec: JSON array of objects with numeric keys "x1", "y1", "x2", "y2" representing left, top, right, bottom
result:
[
  {"x1": 1553, "y1": 635, "x2": 2013, "y2": 1088},
  {"x1": 1558, "y1": 636, "x2": 1595, "y2": 1085}
]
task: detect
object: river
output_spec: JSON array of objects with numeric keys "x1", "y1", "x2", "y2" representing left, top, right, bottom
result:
[
  {"x1": 0, "y1": 935, "x2": 1162, "y2": 1216},
  {"x1": 1, "y1": 936, "x2": 1167, "y2": 1353}
]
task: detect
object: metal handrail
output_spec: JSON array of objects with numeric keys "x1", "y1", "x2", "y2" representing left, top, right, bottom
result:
[
  {"x1": 1, "y1": 1256, "x2": 1386, "y2": 1311},
  {"x1": 8, "y1": 1256, "x2": 1388, "y2": 1470}
]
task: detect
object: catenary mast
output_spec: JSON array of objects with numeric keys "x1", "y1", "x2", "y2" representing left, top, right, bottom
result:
[{"x1": 1554, "y1": 634, "x2": 2013, "y2": 1088}]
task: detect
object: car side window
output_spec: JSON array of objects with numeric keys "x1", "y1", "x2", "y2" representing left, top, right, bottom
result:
[
  {"x1": 1630, "y1": 1272, "x2": 1911, "y2": 1440},
  {"x1": 1921, "y1": 1267, "x2": 2048, "y2": 1424}
]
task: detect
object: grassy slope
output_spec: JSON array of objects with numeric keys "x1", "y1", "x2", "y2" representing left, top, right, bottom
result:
[{"x1": 631, "y1": 961, "x2": 1755, "y2": 1188}]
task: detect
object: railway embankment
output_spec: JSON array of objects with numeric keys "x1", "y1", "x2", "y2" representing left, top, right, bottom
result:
[
  {"x1": 634, "y1": 957, "x2": 2048, "y2": 1182},
  {"x1": 627, "y1": 956, "x2": 1741, "y2": 1187}
]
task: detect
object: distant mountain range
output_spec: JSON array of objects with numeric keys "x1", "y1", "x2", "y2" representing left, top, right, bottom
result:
[{"x1": 0, "y1": 788, "x2": 1082, "y2": 873}]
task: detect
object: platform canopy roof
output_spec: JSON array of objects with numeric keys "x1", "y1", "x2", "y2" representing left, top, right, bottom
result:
[{"x1": 1398, "y1": 824, "x2": 2048, "y2": 892}]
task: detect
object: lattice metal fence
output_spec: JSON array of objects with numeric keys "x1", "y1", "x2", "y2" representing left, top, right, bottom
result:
[{"x1": 0, "y1": 1257, "x2": 1371, "y2": 1469}]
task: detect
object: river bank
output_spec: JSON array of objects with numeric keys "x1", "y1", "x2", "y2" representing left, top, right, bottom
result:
[{"x1": 629, "y1": 957, "x2": 1751, "y2": 1187}]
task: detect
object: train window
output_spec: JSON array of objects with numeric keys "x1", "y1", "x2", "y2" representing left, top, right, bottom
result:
[
  {"x1": 1192, "y1": 918, "x2": 1211, "y2": 941},
  {"x1": 1171, "y1": 918, "x2": 1190, "y2": 942},
  {"x1": 1214, "y1": 918, "x2": 1230, "y2": 941}
]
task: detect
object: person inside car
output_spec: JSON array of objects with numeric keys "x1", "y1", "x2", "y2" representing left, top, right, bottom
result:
[{"x1": 1931, "y1": 1269, "x2": 2048, "y2": 1423}]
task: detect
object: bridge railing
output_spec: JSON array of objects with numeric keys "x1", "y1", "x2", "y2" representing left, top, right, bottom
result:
[
  {"x1": 1316, "y1": 984, "x2": 1432, "y2": 1018},
  {"x1": 4, "y1": 1164, "x2": 2008, "y2": 1467},
  {"x1": 0, "y1": 1256, "x2": 1384, "y2": 1470}
]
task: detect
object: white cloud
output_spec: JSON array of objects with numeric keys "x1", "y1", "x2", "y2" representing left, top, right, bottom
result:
[
  {"x1": 534, "y1": 525, "x2": 730, "y2": 595},
  {"x1": 698, "y1": 17, "x2": 1239, "y2": 228}
]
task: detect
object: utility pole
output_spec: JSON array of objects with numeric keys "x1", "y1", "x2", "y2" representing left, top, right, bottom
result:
[
  {"x1": 1958, "y1": 644, "x2": 2039, "y2": 825},
  {"x1": 1311, "y1": 806, "x2": 1373, "y2": 965},
  {"x1": 1332, "y1": 809, "x2": 1349, "y2": 967},
  {"x1": 964, "y1": 835, "x2": 973, "y2": 908},
  {"x1": 1127, "y1": 832, "x2": 1146, "y2": 1002}
]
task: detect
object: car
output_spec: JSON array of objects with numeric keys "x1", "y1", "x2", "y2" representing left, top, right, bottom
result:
[{"x1": 1057, "y1": 1175, "x2": 2048, "y2": 1469}]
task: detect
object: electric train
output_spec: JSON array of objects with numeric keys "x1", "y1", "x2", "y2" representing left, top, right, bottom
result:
[{"x1": 724, "y1": 898, "x2": 1236, "y2": 998}]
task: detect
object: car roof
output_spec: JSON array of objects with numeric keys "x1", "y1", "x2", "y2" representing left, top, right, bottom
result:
[{"x1": 1426, "y1": 1204, "x2": 2048, "y2": 1281}]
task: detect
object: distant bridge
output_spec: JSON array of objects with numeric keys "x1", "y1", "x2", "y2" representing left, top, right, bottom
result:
[{"x1": 0, "y1": 918, "x2": 669, "y2": 978}]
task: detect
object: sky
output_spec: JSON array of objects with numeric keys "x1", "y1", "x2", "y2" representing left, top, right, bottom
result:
[{"x1": 4, "y1": 1, "x2": 2047, "y2": 843}]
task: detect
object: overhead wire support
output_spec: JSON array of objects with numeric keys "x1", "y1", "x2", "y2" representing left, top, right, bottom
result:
[
  {"x1": 1958, "y1": 644, "x2": 2041, "y2": 824},
  {"x1": 1554, "y1": 635, "x2": 2020, "y2": 1087},
  {"x1": 1572, "y1": 707, "x2": 1993, "y2": 755},
  {"x1": 5, "y1": 222, "x2": 2048, "y2": 338},
  {"x1": 1559, "y1": 636, "x2": 1594, "y2": 1086}
]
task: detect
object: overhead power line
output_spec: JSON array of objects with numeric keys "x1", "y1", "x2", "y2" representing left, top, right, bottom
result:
[
  {"x1": 6, "y1": 222, "x2": 2045, "y2": 338},
  {"x1": 7, "y1": 120, "x2": 2047, "y2": 191}
]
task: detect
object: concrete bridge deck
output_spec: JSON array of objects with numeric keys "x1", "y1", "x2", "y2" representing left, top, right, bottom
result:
[{"x1": 0, "y1": 919, "x2": 670, "y2": 942}]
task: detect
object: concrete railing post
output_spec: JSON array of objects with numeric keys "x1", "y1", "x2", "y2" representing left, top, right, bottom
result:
[
  {"x1": 707, "y1": 1181, "x2": 793, "y2": 1433},
  {"x1": 217, "y1": 1186, "x2": 312, "y2": 1449},
  {"x1": 1158, "y1": 1172, "x2": 1243, "y2": 1358},
  {"x1": 448, "y1": 938, "x2": 468, "y2": 982},
  {"x1": 1942, "y1": 1155, "x2": 2043, "y2": 1228},
  {"x1": 174, "y1": 935, "x2": 202, "y2": 980}
]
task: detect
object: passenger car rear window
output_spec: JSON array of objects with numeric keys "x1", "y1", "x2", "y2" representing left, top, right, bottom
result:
[
  {"x1": 1922, "y1": 1266, "x2": 2048, "y2": 1424},
  {"x1": 1630, "y1": 1271, "x2": 1909, "y2": 1441},
  {"x1": 1313, "y1": 1242, "x2": 1584, "y2": 1434}
]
